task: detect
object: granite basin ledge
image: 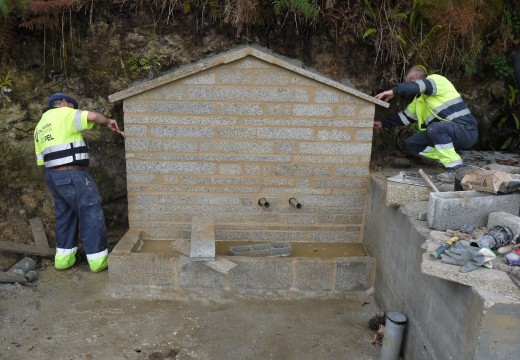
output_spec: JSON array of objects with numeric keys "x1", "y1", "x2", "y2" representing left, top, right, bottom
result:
[{"x1": 108, "y1": 230, "x2": 374, "y2": 300}]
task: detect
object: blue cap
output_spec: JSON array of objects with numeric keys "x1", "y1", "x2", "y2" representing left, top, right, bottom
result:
[{"x1": 47, "y1": 93, "x2": 79, "y2": 109}]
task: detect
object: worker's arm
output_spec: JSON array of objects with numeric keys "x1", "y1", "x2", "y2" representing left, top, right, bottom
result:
[
  {"x1": 375, "y1": 89, "x2": 394, "y2": 102},
  {"x1": 87, "y1": 111, "x2": 120, "y2": 132},
  {"x1": 392, "y1": 78, "x2": 437, "y2": 96},
  {"x1": 376, "y1": 100, "x2": 418, "y2": 129}
]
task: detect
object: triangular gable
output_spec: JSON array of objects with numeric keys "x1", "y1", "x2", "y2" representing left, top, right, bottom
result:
[{"x1": 108, "y1": 45, "x2": 389, "y2": 108}]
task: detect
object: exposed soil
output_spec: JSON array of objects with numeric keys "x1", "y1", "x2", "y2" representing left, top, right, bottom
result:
[{"x1": 0, "y1": 262, "x2": 381, "y2": 360}]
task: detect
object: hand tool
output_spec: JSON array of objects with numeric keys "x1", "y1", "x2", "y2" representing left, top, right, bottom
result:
[
  {"x1": 430, "y1": 236, "x2": 459, "y2": 259},
  {"x1": 418, "y1": 169, "x2": 439, "y2": 192}
]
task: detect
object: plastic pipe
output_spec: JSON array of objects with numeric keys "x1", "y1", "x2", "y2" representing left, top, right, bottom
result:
[
  {"x1": 258, "y1": 198, "x2": 270, "y2": 208},
  {"x1": 380, "y1": 312, "x2": 407, "y2": 360},
  {"x1": 8, "y1": 257, "x2": 36, "y2": 276},
  {"x1": 288, "y1": 198, "x2": 302, "y2": 209}
]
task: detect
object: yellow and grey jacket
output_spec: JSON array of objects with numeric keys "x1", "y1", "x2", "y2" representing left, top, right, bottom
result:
[
  {"x1": 381, "y1": 74, "x2": 477, "y2": 131},
  {"x1": 34, "y1": 107, "x2": 93, "y2": 168}
]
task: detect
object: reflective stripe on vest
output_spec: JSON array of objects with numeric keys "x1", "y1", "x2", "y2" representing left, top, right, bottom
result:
[{"x1": 42, "y1": 140, "x2": 90, "y2": 168}]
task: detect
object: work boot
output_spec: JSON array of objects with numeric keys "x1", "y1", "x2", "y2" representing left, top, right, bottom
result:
[{"x1": 436, "y1": 164, "x2": 465, "y2": 183}]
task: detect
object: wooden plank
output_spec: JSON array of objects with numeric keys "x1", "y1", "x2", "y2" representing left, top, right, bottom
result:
[
  {"x1": 29, "y1": 217, "x2": 50, "y2": 248},
  {"x1": 0, "y1": 241, "x2": 55, "y2": 256},
  {"x1": 0, "y1": 271, "x2": 27, "y2": 284}
]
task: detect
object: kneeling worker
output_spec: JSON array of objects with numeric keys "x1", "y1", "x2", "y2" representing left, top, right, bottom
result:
[
  {"x1": 34, "y1": 93, "x2": 121, "y2": 272},
  {"x1": 374, "y1": 65, "x2": 478, "y2": 182}
]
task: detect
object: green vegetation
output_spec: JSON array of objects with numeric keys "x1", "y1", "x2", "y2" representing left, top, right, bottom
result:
[
  {"x1": 128, "y1": 53, "x2": 162, "y2": 79},
  {"x1": 489, "y1": 54, "x2": 514, "y2": 80},
  {"x1": 495, "y1": 85, "x2": 520, "y2": 151},
  {"x1": 0, "y1": 0, "x2": 519, "y2": 151}
]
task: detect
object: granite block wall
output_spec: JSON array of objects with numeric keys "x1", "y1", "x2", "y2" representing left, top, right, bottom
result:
[{"x1": 120, "y1": 54, "x2": 376, "y2": 242}]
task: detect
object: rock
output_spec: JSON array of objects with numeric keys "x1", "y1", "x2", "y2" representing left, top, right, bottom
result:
[{"x1": 20, "y1": 194, "x2": 38, "y2": 217}]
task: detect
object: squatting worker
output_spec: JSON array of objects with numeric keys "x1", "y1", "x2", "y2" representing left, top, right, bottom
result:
[
  {"x1": 33, "y1": 93, "x2": 120, "y2": 272},
  {"x1": 373, "y1": 65, "x2": 478, "y2": 183}
]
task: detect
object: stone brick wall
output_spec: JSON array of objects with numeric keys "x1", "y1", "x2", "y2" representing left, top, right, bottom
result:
[{"x1": 121, "y1": 54, "x2": 376, "y2": 243}]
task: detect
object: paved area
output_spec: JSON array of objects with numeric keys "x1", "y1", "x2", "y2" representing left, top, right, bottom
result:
[{"x1": 0, "y1": 261, "x2": 382, "y2": 360}]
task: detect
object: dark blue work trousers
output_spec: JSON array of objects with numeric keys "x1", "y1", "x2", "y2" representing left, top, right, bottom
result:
[
  {"x1": 45, "y1": 169, "x2": 107, "y2": 256},
  {"x1": 405, "y1": 121, "x2": 478, "y2": 154}
]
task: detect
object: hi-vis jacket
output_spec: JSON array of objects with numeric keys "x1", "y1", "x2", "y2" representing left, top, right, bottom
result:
[
  {"x1": 381, "y1": 74, "x2": 477, "y2": 131},
  {"x1": 34, "y1": 107, "x2": 93, "y2": 168}
]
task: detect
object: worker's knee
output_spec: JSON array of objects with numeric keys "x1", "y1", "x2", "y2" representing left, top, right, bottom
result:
[{"x1": 404, "y1": 137, "x2": 423, "y2": 154}]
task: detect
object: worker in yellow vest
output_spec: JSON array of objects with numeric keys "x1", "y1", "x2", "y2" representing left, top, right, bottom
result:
[
  {"x1": 374, "y1": 66, "x2": 478, "y2": 182},
  {"x1": 34, "y1": 93, "x2": 121, "y2": 272}
]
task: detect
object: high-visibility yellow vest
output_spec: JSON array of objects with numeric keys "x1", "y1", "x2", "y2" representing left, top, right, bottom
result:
[
  {"x1": 34, "y1": 107, "x2": 93, "y2": 168},
  {"x1": 399, "y1": 74, "x2": 475, "y2": 131}
]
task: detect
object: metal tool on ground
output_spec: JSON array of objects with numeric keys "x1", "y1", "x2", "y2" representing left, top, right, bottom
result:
[
  {"x1": 418, "y1": 169, "x2": 439, "y2": 192},
  {"x1": 116, "y1": 130, "x2": 126, "y2": 138},
  {"x1": 430, "y1": 236, "x2": 459, "y2": 259},
  {"x1": 387, "y1": 171, "x2": 440, "y2": 188}
]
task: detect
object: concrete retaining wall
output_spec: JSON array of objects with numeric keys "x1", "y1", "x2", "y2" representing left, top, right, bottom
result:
[{"x1": 364, "y1": 177, "x2": 520, "y2": 360}]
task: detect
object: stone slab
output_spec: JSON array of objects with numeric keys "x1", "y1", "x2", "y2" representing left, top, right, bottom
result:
[
  {"x1": 204, "y1": 257, "x2": 237, "y2": 275},
  {"x1": 386, "y1": 181, "x2": 432, "y2": 207},
  {"x1": 294, "y1": 261, "x2": 334, "y2": 291},
  {"x1": 190, "y1": 216, "x2": 215, "y2": 260},
  {"x1": 335, "y1": 258, "x2": 375, "y2": 291},
  {"x1": 427, "y1": 190, "x2": 520, "y2": 231},
  {"x1": 227, "y1": 258, "x2": 292, "y2": 291}
]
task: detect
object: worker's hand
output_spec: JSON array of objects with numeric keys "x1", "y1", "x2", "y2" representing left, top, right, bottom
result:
[
  {"x1": 373, "y1": 121, "x2": 383, "y2": 129},
  {"x1": 375, "y1": 90, "x2": 394, "y2": 102},
  {"x1": 106, "y1": 119, "x2": 120, "y2": 132}
]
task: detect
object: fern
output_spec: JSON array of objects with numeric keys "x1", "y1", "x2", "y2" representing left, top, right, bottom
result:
[
  {"x1": 0, "y1": 0, "x2": 29, "y2": 17},
  {"x1": 273, "y1": 0, "x2": 319, "y2": 21},
  {"x1": 0, "y1": 0, "x2": 9, "y2": 16}
]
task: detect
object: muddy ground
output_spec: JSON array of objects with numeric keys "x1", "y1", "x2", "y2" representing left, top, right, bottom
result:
[{"x1": 0, "y1": 261, "x2": 382, "y2": 360}]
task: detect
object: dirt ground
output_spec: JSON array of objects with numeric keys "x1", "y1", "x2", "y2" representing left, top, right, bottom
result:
[{"x1": 0, "y1": 261, "x2": 382, "y2": 360}]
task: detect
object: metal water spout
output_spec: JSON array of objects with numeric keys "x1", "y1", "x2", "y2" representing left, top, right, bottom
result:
[
  {"x1": 289, "y1": 198, "x2": 302, "y2": 209},
  {"x1": 258, "y1": 198, "x2": 270, "y2": 208}
]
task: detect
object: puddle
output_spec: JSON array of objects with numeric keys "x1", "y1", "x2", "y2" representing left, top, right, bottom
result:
[{"x1": 137, "y1": 240, "x2": 367, "y2": 258}]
